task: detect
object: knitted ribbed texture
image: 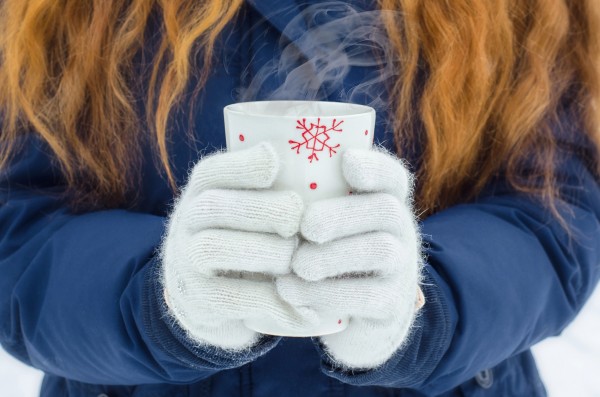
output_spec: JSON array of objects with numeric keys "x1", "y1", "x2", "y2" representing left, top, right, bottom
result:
[
  {"x1": 161, "y1": 143, "x2": 316, "y2": 351},
  {"x1": 277, "y1": 147, "x2": 423, "y2": 370},
  {"x1": 162, "y1": 142, "x2": 422, "y2": 367}
]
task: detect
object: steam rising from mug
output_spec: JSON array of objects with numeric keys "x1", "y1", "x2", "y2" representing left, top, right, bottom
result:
[{"x1": 237, "y1": 2, "x2": 400, "y2": 114}]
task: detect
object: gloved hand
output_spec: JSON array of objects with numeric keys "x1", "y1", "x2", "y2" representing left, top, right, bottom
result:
[
  {"x1": 161, "y1": 143, "x2": 317, "y2": 351},
  {"x1": 276, "y1": 147, "x2": 424, "y2": 370}
]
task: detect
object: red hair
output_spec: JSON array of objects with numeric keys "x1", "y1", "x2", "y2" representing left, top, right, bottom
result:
[{"x1": 1, "y1": 0, "x2": 599, "y2": 216}]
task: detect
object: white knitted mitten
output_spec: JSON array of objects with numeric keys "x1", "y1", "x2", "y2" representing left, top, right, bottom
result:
[
  {"x1": 161, "y1": 143, "x2": 317, "y2": 351},
  {"x1": 276, "y1": 147, "x2": 424, "y2": 369}
]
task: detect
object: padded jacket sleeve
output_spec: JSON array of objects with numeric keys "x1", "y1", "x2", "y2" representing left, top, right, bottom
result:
[
  {"x1": 317, "y1": 117, "x2": 600, "y2": 394},
  {"x1": 0, "y1": 134, "x2": 279, "y2": 385}
]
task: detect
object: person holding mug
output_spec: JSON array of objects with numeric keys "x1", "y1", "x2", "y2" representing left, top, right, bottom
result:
[{"x1": 0, "y1": 1, "x2": 598, "y2": 396}]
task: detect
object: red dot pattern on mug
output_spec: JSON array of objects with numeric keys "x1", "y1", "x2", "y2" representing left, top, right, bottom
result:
[
  {"x1": 239, "y1": 134, "x2": 245, "y2": 142},
  {"x1": 364, "y1": 129, "x2": 369, "y2": 136},
  {"x1": 310, "y1": 182, "x2": 318, "y2": 190},
  {"x1": 338, "y1": 319, "x2": 342, "y2": 325}
]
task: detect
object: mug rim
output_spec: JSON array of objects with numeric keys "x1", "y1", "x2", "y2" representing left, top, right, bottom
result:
[{"x1": 224, "y1": 100, "x2": 375, "y2": 118}]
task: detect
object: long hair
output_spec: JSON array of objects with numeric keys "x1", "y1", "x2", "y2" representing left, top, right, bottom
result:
[
  {"x1": 381, "y1": 0, "x2": 600, "y2": 215},
  {"x1": 1, "y1": 0, "x2": 599, "y2": 215}
]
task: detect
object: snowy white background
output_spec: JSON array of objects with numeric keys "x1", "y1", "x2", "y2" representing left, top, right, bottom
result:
[{"x1": 1, "y1": 286, "x2": 599, "y2": 397}]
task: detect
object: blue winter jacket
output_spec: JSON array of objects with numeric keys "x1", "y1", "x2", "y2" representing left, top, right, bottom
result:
[{"x1": 1, "y1": 1, "x2": 599, "y2": 396}]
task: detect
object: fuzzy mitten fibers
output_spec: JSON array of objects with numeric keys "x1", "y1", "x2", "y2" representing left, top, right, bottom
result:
[
  {"x1": 161, "y1": 143, "x2": 316, "y2": 351},
  {"x1": 277, "y1": 147, "x2": 423, "y2": 369}
]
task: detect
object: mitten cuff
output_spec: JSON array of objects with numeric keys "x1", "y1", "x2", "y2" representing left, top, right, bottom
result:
[
  {"x1": 313, "y1": 265, "x2": 455, "y2": 389},
  {"x1": 143, "y1": 256, "x2": 281, "y2": 371}
]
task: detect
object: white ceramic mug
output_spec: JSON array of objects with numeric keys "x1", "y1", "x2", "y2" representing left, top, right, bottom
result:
[{"x1": 224, "y1": 100, "x2": 375, "y2": 337}]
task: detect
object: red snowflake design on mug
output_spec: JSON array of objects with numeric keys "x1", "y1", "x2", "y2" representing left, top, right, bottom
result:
[{"x1": 289, "y1": 118, "x2": 344, "y2": 163}]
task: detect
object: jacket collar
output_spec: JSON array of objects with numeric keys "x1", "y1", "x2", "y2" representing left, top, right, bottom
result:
[
  {"x1": 245, "y1": 0, "x2": 308, "y2": 42},
  {"x1": 245, "y1": 0, "x2": 377, "y2": 47}
]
